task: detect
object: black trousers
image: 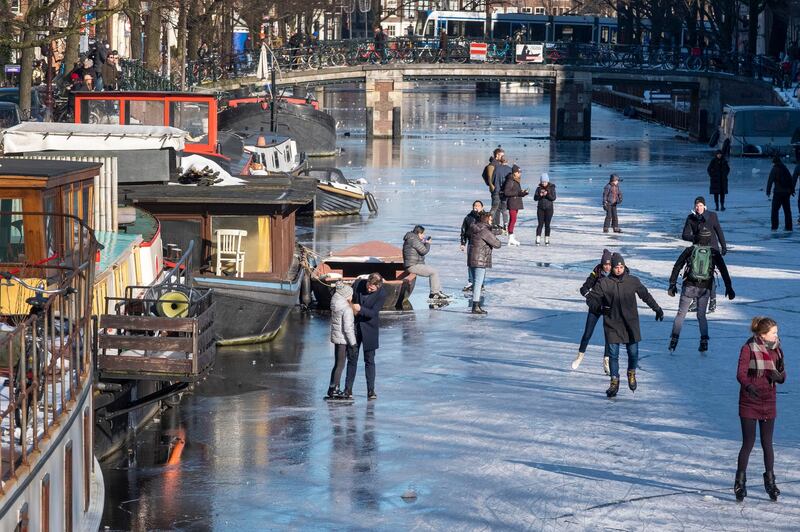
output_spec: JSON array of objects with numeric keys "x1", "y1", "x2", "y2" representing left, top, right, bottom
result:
[
  {"x1": 536, "y1": 207, "x2": 553, "y2": 237},
  {"x1": 603, "y1": 204, "x2": 619, "y2": 230},
  {"x1": 737, "y1": 417, "x2": 775, "y2": 472},
  {"x1": 771, "y1": 195, "x2": 793, "y2": 230},
  {"x1": 344, "y1": 344, "x2": 376, "y2": 394},
  {"x1": 713, "y1": 193, "x2": 726, "y2": 209},
  {"x1": 328, "y1": 344, "x2": 348, "y2": 389}
]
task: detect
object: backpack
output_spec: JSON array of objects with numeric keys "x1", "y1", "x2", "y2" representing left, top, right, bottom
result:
[
  {"x1": 482, "y1": 163, "x2": 495, "y2": 187},
  {"x1": 686, "y1": 245, "x2": 712, "y2": 282}
]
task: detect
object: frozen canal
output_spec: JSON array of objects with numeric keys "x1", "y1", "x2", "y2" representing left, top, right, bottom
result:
[{"x1": 102, "y1": 88, "x2": 800, "y2": 530}]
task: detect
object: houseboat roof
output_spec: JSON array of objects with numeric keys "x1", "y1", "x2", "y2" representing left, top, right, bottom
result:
[
  {"x1": 2, "y1": 122, "x2": 187, "y2": 153},
  {"x1": 0, "y1": 157, "x2": 100, "y2": 184}
]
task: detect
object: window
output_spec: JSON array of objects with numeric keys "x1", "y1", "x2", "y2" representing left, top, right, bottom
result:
[
  {"x1": 65, "y1": 441, "x2": 73, "y2": 532},
  {"x1": 126, "y1": 100, "x2": 165, "y2": 126},
  {"x1": 10, "y1": 0, "x2": 20, "y2": 14},
  {"x1": 534, "y1": 7, "x2": 545, "y2": 15},
  {"x1": 80, "y1": 99, "x2": 120, "y2": 124},
  {"x1": 160, "y1": 219, "x2": 203, "y2": 270},
  {"x1": 170, "y1": 102, "x2": 210, "y2": 145},
  {"x1": 0, "y1": 199, "x2": 24, "y2": 262},
  {"x1": 211, "y1": 216, "x2": 272, "y2": 273},
  {"x1": 522, "y1": 7, "x2": 533, "y2": 13},
  {"x1": 386, "y1": 25, "x2": 396, "y2": 37}
]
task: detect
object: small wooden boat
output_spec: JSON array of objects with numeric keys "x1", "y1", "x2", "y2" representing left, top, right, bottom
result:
[
  {"x1": 302, "y1": 167, "x2": 375, "y2": 217},
  {"x1": 311, "y1": 241, "x2": 415, "y2": 311}
]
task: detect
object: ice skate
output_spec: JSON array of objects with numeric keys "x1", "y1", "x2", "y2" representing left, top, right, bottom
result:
[
  {"x1": 734, "y1": 471, "x2": 747, "y2": 502},
  {"x1": 571, "y1": 351, "x2": 585, "y2": 370},
  {"x1": 508, "y1": 234, "x2": 520, "y2": 246},
  {"x1": 699, "y1": 336, "x2": 709, "y2": 352},
  {"x1": 668, "y1": 335, "x2": 679, "y2": 352},
  {"x1": 764, "y1": 471, "x2": 780, "y2": 501},
  {"x1": 535, "y1": 236, "x2": 540, "y2": 246},
  {"x1": 606, "y1": 377, "x2": 620, "y2": 398},
  {"x1": 545, "y1": 237, "x2": 550, "y2": 246},
  {"x1": 627, "y1": 369, "x2": 637, "y2": 392},
  {"x1": 471, "y1": 302, "x2": 487, "y2": 315}
]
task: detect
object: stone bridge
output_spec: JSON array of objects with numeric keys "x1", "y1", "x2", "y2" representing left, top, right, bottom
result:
[{"x1": 209, "y1": 64, "x2": 778, "y2": 141}]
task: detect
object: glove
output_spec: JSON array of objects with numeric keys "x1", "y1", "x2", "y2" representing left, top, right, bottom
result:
[
  {"x1": 726, "y1": 286, "x2": 735, "y2": 300},
  {"x1": 721, "y1": 245, "x2": 727, "y2": 256},
  {"x1": 667, "y1": 284, "x2": 677, "y2": 297},
  {"x1": 745, "y1": 384, "x2": 760, "y2": 399},
  {"x1": 655, "y1": 308, "x2": 664, "y2": 321},
  {"x1": 777, "y1": 358, "x2": 785, "y2": 373},
  {"x1": 521, "y1": 190, "x2": 529, "y2": 197},
  {"x1": 768, "y1": 369, "x2": 785, "y2": 384}
]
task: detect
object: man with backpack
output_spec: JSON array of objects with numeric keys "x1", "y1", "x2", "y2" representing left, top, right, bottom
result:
[
  {"x1": 483, "y1": 148, "x2": 511, "y2": 231},
  {"x1": 667, "y1": 228, "x2": 735, "y2": 353},
  {"x1": 682, "y1": 196, "x2": 726, "y2": 313},
  {"x1": 766, "y1": 156, "x2": 794, "y2": 231}
]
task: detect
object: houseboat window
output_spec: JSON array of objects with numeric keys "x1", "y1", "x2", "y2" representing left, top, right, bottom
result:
[
  {"x1": 80, "y1": 99, "x2": 120, "y2": 124},
  {"x1": 0, "y1": 199, "x2": 24, "y2": 262},
  {"x1": 273, "y1": 151, "x2": 280, "y2": 169},
  {"x1": 211, "y1": 216, "x2": 271, "y2": 273},
  {"x1": 285, "y1": 146, "x2": 292, "y2": 163},
  {"x1": 159, "y1": 219, "x2": 203, "y2": 270},
  {"x1": 170, "y1": 102, "x2": 209, "y2": 144},
  {"x1": 127, "y1": 99, "x2": 165, "y2": 126},
  {"x1": 14, "y1": 502, "x2": 27, "y2": 532},
  {"x1": 733, "y1": 110, "x2": 800, "y2": 137},
  {"x1": 41, "y1": 474, "x2": 50, "y2": 532}
]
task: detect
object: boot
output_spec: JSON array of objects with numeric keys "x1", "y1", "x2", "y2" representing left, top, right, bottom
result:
[
  {"x1": 471, "y1": 302, "x2": 487, "y2": 315},
  {"x1": 708, "y1": 297, "x2": 717, "y2": 313},
  {"x1": 603, "y1": 356, "x2": 610, "y2": 376},
  {"x1": 606, "y1": 377, "x2": 620, "y2": 398},
  {"x1": 627, "y1": 369, "x2": 637, "y2": 391},
  {"x1": 734, "y1": 470, "x2": 747, "y2": 502},
  {"x1": 603, "y1": 227, "x2": 610, "y2": 233},
  {"x1": 613, "y1": 227, "x2": 622, "y2": 233},
  {"x1": 699, "y1": 336, "x2": 709, "y2": 352},
  {"x1": 326, "y1": 386, "x2": 337, "y2": 399},
  {"x1": 571, "y1": 351, "x2": 585, "y2": 370},
  {"x1": 668, "y1": 335, "x2": 679, "y2": 352},
  {"x1": 535, "y1": 236, "x2": 541, "y2": 246},
  {"x1": 764, "y1": 471, "x2": 780, "y2": 501}
]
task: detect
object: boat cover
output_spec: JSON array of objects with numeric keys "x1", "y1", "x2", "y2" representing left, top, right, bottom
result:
[
  {"x1": 325, "y1": 241, "x2": 403, "y2": 263},
  {"x1": 2, "y1": 122, "x2": 186, "y2": 153}
]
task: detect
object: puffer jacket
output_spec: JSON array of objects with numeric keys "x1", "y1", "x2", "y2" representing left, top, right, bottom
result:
[
  {"x1": 403, "y1": 231, "x2": 429, "y2": 268},
  {"x1": 467, "y1": 221, "x2": 501, "y2": 268},
  {"x1": 534, "y1": 183, "x2": 557, "y2": 210},
  {"x1": 460, "y1": 210, "x2": 481, "y2": 246},
  {"x1": 330, "y1": 292, "x2": 356, "y2": 346},
  {"x1": 503, "y1": 176, "x2": 527, "y2": 210}
]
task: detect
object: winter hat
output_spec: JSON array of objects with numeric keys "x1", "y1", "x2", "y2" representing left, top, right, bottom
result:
[
  {"x1": 694, "y1": 196, "x2": 706, "y2": 206},
  {"x1": 511, "y1": 164, "x2": 521, "y2": 174},
  {"x1": 610, "y1": 252, "x2": 625, "y2": 268},
  {"x1": 695, "y1": 228, "x2": 713, "y2": 246},
  {"x1": 601, "y1": 249, "x2": 613, "y2": 264},
  {"x1": 335, "y1": 282, "x2": 353, "y2": 299},
  {"x1": 540, "y1": 172, "x2": 550, "y2": 183}
]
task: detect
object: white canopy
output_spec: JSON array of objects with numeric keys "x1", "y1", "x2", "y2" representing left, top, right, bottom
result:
[{"x1": 1, "y1": 122, "x2": 187, "y2": 154}]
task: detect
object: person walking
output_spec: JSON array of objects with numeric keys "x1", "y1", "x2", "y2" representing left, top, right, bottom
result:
[
  {"x1": 460, "y1": 200, "x2": 484, "y2": 293},
  {"x1": 534, "y1": 173, "x2": 557, "y2": 246},
  {"x1": 587, "y1": 253, "x2": 664, "y2": 397},
  {"x1": 467, "y1": 212, "x2": 501, "y2": 315},
  {"x1": 403, "y1": 225, "x2": 450, "y2": 300},
  {"x1": 343, "y1": 273, "x2": 387, "y2": 400},
  {"x1": 682, "y1": 196, "x2": 727, "y2": 313},
  {"x1": 326, "y1": 283, "x2": 357, "y2": 399},
  {"x1": 485, "y1": 148, "x2": 510, "y2": 231},
  {"x1": 602, "y1": 174, "x2": 623, "y2": 233},
  {"x1": 707, "y1": 150, "x2": 730, "y2": 211},
  {"x1": 766, "y1": 156, "x2": 794, "y2": 231},
  {"x1": 572, "y1": 249, "x2": 613, "y2": 372},
  {"x1": 503, "y1": 164, "x2": 528, "y2": 246},
  {"x1": 374, "y1": 26, "x2": 387, "y2": 63},
  {"x1": 667, "y1": 228, "x2": 735, "y2": 353},
  {"x1": 734, "y1": 316, "x2": 786, "y2": 502}
]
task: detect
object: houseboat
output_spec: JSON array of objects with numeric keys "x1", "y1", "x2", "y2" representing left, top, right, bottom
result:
[{"x1": 710, "y1": 105, "x2": 800, "y2": 156}]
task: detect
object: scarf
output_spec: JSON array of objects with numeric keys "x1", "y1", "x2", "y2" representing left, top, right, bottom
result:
[{"x1": 748, "y1": 336, "x2": 783, "y2": 378}]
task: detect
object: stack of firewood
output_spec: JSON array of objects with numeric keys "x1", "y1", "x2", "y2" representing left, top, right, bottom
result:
[{"x1": 177, "y1": 166, "x2": 222, "y2": 186}]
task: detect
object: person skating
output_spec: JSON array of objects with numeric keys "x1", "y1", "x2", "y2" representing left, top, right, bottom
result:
[
  {"x1": 766, "y1": 156, "x2": 794, "y2": 231},
  {"x1": 326, "y1": 283, "x2": 357, "y2": 400},
  {"x1": 402, "y1": 225, "x2": 450, "y2": 300},
  {"x1": 343, "y1": 273, "x2": 387, "y2": 400},
  {"x1": 572, "y1": 249, "x2": 613, "y2": 372},
  {"x1": 734, "y1": 317, "x2": 786, "y2": 502},
  {"x1": 460, "y1": 200, "x2": 484, "y2": 293},
  {"x1": 503, "y1": 164, "x2": 528, "y2": 246},
  {"x1": 467, "y1": 212, "x2": 501, "y2": 314},
  {"x1": 484, "y1": 148, "x2": 511, "y2": 232},
  {"x1": 602, "y1": 174, "x2": 623, "y2": 233},
  {"x1": 707, "y1": 150, "x2": 730, "y2": 211},
  {"x1": 588, "y1": 253, "x2": 664, "y2": 397},
  {"x1": 682, "y1": 196, "x2": 727, "y2": 313},
  {"x1": 667, "y1": 228, "x2": 735, "y2": 353},
  {"x1": 534, "y1": 173, "x2": 557, "y2": 246}
]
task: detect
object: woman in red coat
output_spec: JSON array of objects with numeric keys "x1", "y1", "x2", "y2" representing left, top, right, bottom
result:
[{"x1": 735, "y1": 316, "x2": 786, "y2": 502}]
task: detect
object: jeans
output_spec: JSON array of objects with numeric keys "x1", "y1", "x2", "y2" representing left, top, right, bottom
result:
[
  {"x1": 489, "y1": 192, "x2": 508, "y2": 227},
  {"x1": 536, "y1": 207, "x2": 553, "y2": 237},
  {"x1": 329, "y1": 343, "x2": 348, "y2": 389},
  {"x1": 607, "y1": 342, "x2": 638, "y2": 378},
  {"x1": 771, "y1": 194, "x2": 793, "y2": 230},
  {"x1": 470, "y1": 267, "x2": 486, "y2": 303},
  {"x1": 344, "y1": 344, "x2": 376, "y2": 394},
  {"x1": 578, "y1": 311, "x2": 605, "y2": 354},
  {"x1": 672, "y1": 284, "x2": 710, "y2": 338},
  {"x1": 603, "y1": 204, "x2": 619, "y2": 230},
  {"x1": 407, "y1": 263, "x2": 442, "y2": 294}
]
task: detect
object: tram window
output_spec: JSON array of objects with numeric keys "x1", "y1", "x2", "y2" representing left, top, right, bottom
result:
[
  {"x1": 493, "y1": 22, "x2": 511, "y2": 39},
  {"x1": 170, "y1": 102, "x2": 209, "y2": 145},
  {"x1": 464, "y1": 21, "x2": 483, "y2": 38},
  {"x1": 529, "y1": 24, "x2": 546, "y2": 41},
  {"x1": 80, "y1": 99, "x2": 119, "y2": 124},
  {"x1": 127, "y1": 100, "x2": 165, "y2": 126},
  {"x1": 423, "y1": 20, "x2": 434, "y2": 38}
]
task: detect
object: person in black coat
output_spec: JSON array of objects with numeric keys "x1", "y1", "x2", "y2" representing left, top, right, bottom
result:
[
  {"x1": 460, "y1": 200, "x2": 483, "y2": 292},
  {"x1": 503, "y1": 164, "x2": 528, "y2": 246},
  {"x1": 667, "y1": 228, "x2": 735, "y2": 353},
  {"x1": 682, "y1": 196, "x2": 727, "y2": 312},
  {"x1": 766, "y1": 157, "x2": 794, "y2": 231},
  {"x1": 588, "y1": 253, "x2": 664, "y2": 397},
  {"x1": 343, "y1": 273, "x2": 387, "y2": 400},
  {"x1": 534, "y1": 173, "x2": 557, "y2": 246},
  {"x1": 572, "y1": 249, "x2": 613, "y2": 372},
  {"x1": 467, "y1": 212, "x2": 501, "y2": 315},
  {"x1": 707, "y1": 150, "x2": 730, "y2": 211}
]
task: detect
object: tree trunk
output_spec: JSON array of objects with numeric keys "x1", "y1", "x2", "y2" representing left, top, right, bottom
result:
[
  {"x1": 177, "y1": 0, "x2": 187, "y2": 87},
  {"x1": 126, "y1": 0, "x2": 143, "y2": 60},
  {"x1": 187, "y1": 1, "x2": 201, "y2": 61},
  {"x1": 19, "y1": 31, "x2": 35, "y2": 118},
  {"x1": 64, "y1": 0, "x2": 82, "y2": 71},
  {"x1": 747, "y1": 0, "x2": 760, "y2": 56},
  {"x1": 484, "y1": 1, "x2": 491, "y2": 40},
  {"x1": 144, "y1": 2, "x2": 162, "y2": 71}
]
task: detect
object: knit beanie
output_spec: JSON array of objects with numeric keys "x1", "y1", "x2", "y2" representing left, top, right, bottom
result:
[
  {"x1": 540, "y1": 172, "x2": 549, "y2": 183},
  {"x1": 610, "y1": 252, "x2": 625, "y2": 268},
  {"x1": 335, "y1": 282, "x2": 353, "y2": 299},
  {"x1": 694, "y1": 196, "x2": 706, "y2": 206},
  {"x1": 601, "y1": 249, "x2": 613, "y2": 264}
]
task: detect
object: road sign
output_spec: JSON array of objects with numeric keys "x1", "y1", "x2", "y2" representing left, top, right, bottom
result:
[
  {"x1": 4, "y1": 65, "x2": 20, "y2": 74},
  {"x1": 470, "y1": 42, "x2": 487, "y2": 61}
]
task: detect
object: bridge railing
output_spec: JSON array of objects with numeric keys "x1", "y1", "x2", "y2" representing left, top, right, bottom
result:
[{"x1": 183, "y1": 40, "x2": 783, "y2": 88}]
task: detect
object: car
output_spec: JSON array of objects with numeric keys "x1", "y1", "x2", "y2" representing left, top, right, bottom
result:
[
  {"x1": 0, "y1": 102, "x2": 22, "y2": 128},
  {"x1": 0, "y1": 87, "x2": 46, "y2": 121}
]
